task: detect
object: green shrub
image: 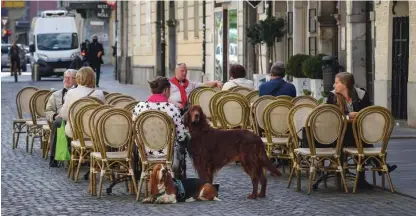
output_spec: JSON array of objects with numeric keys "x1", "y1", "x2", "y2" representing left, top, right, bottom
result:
[
  {"x1": 303, "y1": 89, "x2": 312, "y2": 96},
  {"x1": 302, "y1": 54, "x2": 326, "y2": 79},
  {"x1": 286, "y1": 54, "x2": 310, "y2": 78}
]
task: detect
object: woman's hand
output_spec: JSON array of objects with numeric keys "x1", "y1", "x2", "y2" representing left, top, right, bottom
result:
[{"x1": 348, "y1": 112, "x2": 358, "y2": 119}]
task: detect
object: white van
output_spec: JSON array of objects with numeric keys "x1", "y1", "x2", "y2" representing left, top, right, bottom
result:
[{"x1": 29, "y1": 10, "x2": 80, "y2": 81}]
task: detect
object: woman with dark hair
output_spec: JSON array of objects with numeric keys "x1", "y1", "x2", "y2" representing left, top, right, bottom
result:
[
  {"x1": 133, "y1": 76, "x2": 187, "y2": 180},
  {"x1": 222, "y1": 64, "x2": 254, "y2": 90},
  {"x1": 327, "y1": 72, "x2": 396, "y2": 188}
]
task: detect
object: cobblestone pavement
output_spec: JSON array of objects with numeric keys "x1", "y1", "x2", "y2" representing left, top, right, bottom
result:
[{"x1": 2, "y1": 68, "x2": 416, "y2": 216}]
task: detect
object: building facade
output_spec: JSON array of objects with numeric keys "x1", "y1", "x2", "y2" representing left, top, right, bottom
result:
[{"x1": 116, "y1": 0, "x2": 415, "y2": 128}]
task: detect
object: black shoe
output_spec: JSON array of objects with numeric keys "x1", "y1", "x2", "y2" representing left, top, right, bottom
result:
[
  {"x1": 357, "y1": 179, "x2": 374, "y2": 190},
  {"x1": 49, "y1": 160, "x2": 58, "y2": 168},
  {"x1": 378, "y1": 164, "x2": 397, "y2": 176}
]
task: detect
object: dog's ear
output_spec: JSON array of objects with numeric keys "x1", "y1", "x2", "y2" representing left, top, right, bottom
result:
[
  {"x1": 149, "y1": 167, "x2": 159, "y2": 196},
  {"x1": 197, "y1": 106, "x2": 207, "y2": 123},
  {"x1": 165, "y1": 172, "x2": 176, "y2": 195}
]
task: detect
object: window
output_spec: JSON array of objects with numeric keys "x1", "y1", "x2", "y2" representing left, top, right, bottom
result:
[
  {"x1": 183, "y1": 1, "x2": 188, "y2": 40},
  {"x1": 146, "y1": 2, "x2": 151, "y2": 45},
  {"x1": 287, "y1": 12, "x2": 293, "y2": 35},
  {"x1": 194, "y1": 1, "x2": 199, "y2": 38},
  {"x1": 36, "y1": 33, "x2": 78, "y2": 50},
  {"x1": 309, "y1": 9, "x2": 316, "y2": 33},
  {"x1": 309, "y1": 37, "x2": 317, "y2": 56},
  {"x1": 288, "y1": 38, "x2": 293, "y2": 58}
]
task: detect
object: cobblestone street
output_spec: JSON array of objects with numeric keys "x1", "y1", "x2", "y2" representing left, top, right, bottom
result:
[{"x1": 2, "y1": 68, "x2": 416, "y2": 216}]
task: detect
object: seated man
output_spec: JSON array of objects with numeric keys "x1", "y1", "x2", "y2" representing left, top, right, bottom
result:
[
  {"x1": 259, "y1": 61, "x2": 296, "y2": 97},
  {"x1": 45, "y1": 69, "x2": 77, "y2": 167},
  {"x1": 133, "y1": 76, "x2": 187, "y2": 180}
]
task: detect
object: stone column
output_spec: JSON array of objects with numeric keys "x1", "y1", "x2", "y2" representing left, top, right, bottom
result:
[
  {"x1": 274, "y1": 1, "x2": 286, "y2": 63},
  {"x1": 293, "y1": 1, "x2": 305, "y2": 54},
  {"x1": 408, "y1": 2, "x2": 416, "y2": 128},
  {"x1": 374, "y1": 1, "x2": 393, "y2": 109},
  {"x1": 346, "y1": 1, "x2": 367, "y2": 89}
]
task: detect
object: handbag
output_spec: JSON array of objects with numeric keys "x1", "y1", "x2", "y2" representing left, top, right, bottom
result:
[{"x1": 55, "y1": 120, "x2": 70, "y2": 161}]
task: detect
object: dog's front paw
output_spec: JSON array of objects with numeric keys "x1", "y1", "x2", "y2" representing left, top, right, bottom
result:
[{"x1": 142, "y1": 196, "x2": 155, "y2": 204}]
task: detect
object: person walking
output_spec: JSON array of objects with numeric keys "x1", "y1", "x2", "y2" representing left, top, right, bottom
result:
[{"x1": 88, "y1": 35, "x2": 104, "y2": 87}]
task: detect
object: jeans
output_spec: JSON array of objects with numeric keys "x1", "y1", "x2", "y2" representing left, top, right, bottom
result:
[{"x1": 172, "y1": 135, "x2": 189, "y2": 180}]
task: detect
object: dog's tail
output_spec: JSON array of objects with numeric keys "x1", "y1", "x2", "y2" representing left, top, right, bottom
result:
[{"x1": 260, "y1": 147, "x2": 282, "y2": 177}]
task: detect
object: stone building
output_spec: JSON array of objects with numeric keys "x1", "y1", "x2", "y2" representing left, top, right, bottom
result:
[{"x1": 116, "y1": 0, "x2": 415, "y2": 128}]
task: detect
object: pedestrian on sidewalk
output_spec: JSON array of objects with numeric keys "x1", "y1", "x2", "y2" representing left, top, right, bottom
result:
[
  {"x1": 169, "y1": 63, "x2": 222, "y2": 115},
  {"x1": 132, "y1": 76, "x2": 188, "y2": 180},
  {"x1": 45, "y1": 69, "x2": 77, "y2": 167},
  {"x1": 88, "y1": 35, "x2": 104, "y2": 88}
]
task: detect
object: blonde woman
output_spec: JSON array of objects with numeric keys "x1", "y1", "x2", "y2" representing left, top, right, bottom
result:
[{"x1": 60, "y1": 67, "x2": 105, "y2": 138}]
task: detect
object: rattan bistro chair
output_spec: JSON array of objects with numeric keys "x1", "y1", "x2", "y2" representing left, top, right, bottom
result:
[
  {"x1": 287, "y1": 104, "x2": 317, "y2": 189},
  {"x1": 92, "y1": 108, "x2": 137, "y2": 198},
  {"x1": 26, "y1": 90, "x2": 50, "y2": 154},
  {"x1": 70, "y1": 103, "x2": 101, "y2": 183},
  {"x1": 262, "y1": 99, "x2": 294, "y2": 165},
  {"x1": 133, "y1": 110, "x2": 176, "y2": 201},
  {"x1": 209, "y1": 91, "x2": 229, "y2": 128},
  {"x1": 291, "y1": 95, "x2": 319, "y2": 106},
  {"x1": 293, "y1": 104, "x2": 349, "y2": 194},
  {"x1": 217, "y1": 94, "x2": 250, "y2": 130},
  {"x1": 346, "y1": 106, "x2": 395, "y2": 193},
  {"x1": 13, "y1": 87, "x2": 39, "y2": 149}
]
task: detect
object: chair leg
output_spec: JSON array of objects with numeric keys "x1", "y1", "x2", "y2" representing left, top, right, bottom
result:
[
  {"x1": 30, "y1": 134, "x2": 36, "y2": 154},
  {"x1": 68, "y1": 148, "x2": 75, "y2": 178},
  {"x1": 338, "y1": 158, "x2": 348, "y2": 193},
  {"x1": 353, "y1": 157, "x2": 362, "y2": 194},
  {"x1": 307, "y1": 166, "x2": 316, "y2": 195},
  {"x1": 287, "y1": 162, "x2": 296, "y2": 188},
  {"x1": 12, "y1": 123, "x2": 16, "y2": 149},
  {"x1": 385, "y1": 171, "x2": 395, "y2": 192},
  {"x1": 74, "y1": 150, "x2": 84, "y2": 183},
  {"x1": 25, "y1": 131, "x2": 30, "y2": 152},
  {"x1": 129, "y1": 161, "x2": 138, "y2": 196},
  {"x1": 136, "y1": 176, "x2": 144, "y2": 201},
  {"x1": 97, "y1": 167, "x2": 105, "y2": 198}
]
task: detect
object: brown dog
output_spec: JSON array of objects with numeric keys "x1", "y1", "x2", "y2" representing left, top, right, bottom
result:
[{"x1": 184, "y1": 105, "x2": 282, "y2": 199}]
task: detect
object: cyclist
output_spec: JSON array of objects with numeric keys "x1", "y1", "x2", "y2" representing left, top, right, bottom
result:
[{"x1": 8, "y1": 41, "x2": 21, "y2": 76}]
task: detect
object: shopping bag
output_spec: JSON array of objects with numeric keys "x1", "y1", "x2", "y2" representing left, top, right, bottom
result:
[{"x1": 55, "y1": 120, "x2": 70, "y2": 161}]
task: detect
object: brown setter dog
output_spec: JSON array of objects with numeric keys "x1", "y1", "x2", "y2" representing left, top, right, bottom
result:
[{"x1": 184, "y1": 105, "x2": 282, "y2": 199}]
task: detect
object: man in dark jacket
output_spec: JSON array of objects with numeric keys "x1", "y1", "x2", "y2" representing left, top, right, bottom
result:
[
  {"x1": 259, "y1": 61, "x2": 296, "y2": 97},
  {"x1": 88, "y1": 35, "x2": 104, "y2": 87}
]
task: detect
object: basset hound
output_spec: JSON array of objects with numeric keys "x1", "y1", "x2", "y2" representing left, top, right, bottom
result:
[{"x1": 142, "y1": 164, "x2": 220, "y2": 204}]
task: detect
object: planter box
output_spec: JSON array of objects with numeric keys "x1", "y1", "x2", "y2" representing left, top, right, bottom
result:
[
  {"x1": 310, "y1": 78, "x2": 324, "y2": 99},
  {"x1": 292, "y1": 77, "x2": 310, "y2": 96}
]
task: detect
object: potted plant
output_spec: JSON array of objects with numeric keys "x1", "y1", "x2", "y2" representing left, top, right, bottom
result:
[
  {"x1": 286, "y1": 54, "x2": 310, "y2": 96},
  {"x1": 302, "y1": 54, "x2": 326, "y2": 99}
]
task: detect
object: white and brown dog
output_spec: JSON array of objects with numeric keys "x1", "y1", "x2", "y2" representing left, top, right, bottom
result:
[{"x1": 142, "y1": 164, "x2": 220, "y2": 204}]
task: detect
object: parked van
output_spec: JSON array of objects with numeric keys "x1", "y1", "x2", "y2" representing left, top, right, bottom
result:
[{"x1": 29, "y1": 10, "x2": 80, "y2": 81}]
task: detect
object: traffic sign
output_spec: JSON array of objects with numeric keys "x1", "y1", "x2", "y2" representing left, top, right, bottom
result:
[{"x1": 246, "y1": 0, "x2": 263, "y2": 9}]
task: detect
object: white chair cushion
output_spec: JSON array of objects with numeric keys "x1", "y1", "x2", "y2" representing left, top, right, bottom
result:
[
  {"x1": 26, "y1": 120, "x2": 48, "y2": 126},
  {"x1": 344, "y1": 147, "x2": 382, "y2": 156},
  {"x1": 42, "y1": 124, "x2": 50, "y2": 130},
  {"x1": 294, "y1": 148, "x2": 336, "y2": 157},
  {"x1": 261, "y1": 137, "x2": 288, "y2": 144},
  {"x1": 91, "y1": 151, "x2": 128, "y2": 160},
  {"x1": 71, "y1": 140, "x2": 93, "y2": 148}
]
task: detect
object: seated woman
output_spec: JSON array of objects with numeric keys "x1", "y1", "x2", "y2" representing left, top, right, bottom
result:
[
  {"x1": 133, "y1": 76, "x2": 187, "y2": 180},
  {"x1": 60, "y1": 67, "x2": 105, "y2": 139},
  {"x1": 222, "y1": 64, "x2": 254, "y2": 91},
  {"x1": 327, "y1": 72, "x2": 396, "y2": 188}
]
